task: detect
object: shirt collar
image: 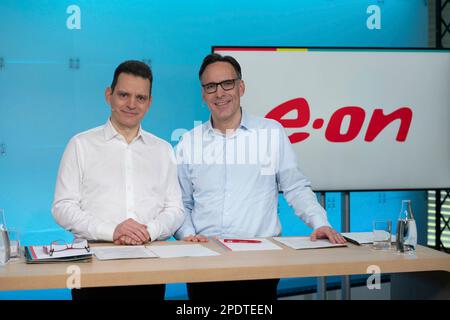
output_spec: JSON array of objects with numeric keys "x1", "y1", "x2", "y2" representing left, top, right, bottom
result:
[
  {"x1": 205, "y1": 108, "x2": 250, "y2": 136},
  {"x1": 240, "y1": 110, "x2": 250, "y2": 130},
  {"x1": 104, "y1": 118, "x2": 148, "y2": 144}
]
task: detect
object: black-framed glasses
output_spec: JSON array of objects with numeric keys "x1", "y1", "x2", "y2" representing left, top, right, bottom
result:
[
  {"x1": 46, "y1": 238, "x2": 90, "y2": 256},
  {"x1": 201, "y1": 78, "x2": 239, "y2": 94}
]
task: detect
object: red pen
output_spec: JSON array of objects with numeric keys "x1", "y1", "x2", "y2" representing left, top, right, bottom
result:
[{"x1": 223, "y1": 239, "x2": 262, "y2": 243}]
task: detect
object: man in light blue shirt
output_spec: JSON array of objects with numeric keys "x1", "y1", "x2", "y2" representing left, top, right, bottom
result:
[{"x1": 175, "y1": 53, "x2": 346, "y2": 300}]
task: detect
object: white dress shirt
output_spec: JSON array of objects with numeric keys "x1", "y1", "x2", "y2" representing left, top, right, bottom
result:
[
  {"x1": 52, "y1": 119, "x2": 184, "y2": 242},
  {"x1": 175, "y1": 111, "x2": 330, "y2": 239}
]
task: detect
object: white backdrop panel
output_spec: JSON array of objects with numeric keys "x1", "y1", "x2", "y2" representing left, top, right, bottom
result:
[{"x1": 214, "y1": 48, "x2": 450, "y2": 190}]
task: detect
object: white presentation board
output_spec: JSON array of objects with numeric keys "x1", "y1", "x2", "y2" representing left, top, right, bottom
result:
[{"x1": 214, "y1": 47, "x2": 450, "y2": 191}]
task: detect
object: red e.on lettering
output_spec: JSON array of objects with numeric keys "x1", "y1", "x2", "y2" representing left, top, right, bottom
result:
[
  {"x1": 265, "y1": 97, "x2": 413, "y2": 143},
  {"x1": 265, "y1": 98, "x2": 310, "y2": 143}
]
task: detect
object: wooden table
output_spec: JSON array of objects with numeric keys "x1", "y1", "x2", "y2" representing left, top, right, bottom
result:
[{"x1": 1, "y1": 240, "x2": 449, "y2": 295}]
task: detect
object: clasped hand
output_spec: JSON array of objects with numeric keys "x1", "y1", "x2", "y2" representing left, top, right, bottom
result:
[{"x1": 113, "y1": 218, "x2": 150, "y2": 245}]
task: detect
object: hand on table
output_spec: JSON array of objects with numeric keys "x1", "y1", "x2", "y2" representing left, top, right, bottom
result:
[
  {"x1": 182, "y1": 234, "x2": 209, "y2": 242},
  {"x1": 310, "y1": 226, "x2": 347, "y2": 244}
]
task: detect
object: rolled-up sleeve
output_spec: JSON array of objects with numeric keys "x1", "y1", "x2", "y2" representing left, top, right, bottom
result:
[{"x1": 275, "y1": 123, "x2": 331, "y2": 230}]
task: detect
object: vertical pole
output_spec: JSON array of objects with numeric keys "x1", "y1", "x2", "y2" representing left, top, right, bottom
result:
[
  {"x1": 316, "y1": 192, "x2": 327, "y2": 300},
  {"x1": 341, "y1": 191, "x2": 351, "y2": 300}
]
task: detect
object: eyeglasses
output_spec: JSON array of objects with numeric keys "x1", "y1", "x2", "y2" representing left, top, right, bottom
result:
[
  {"x1": 201, "y1": 78, "x2": 239, "y2": 94},
  {"x1": 45, "y1": 238, "x2": 90, "y2": 256}
]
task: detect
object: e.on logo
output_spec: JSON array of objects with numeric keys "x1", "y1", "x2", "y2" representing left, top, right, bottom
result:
[{"x1": 265, "y1": 98, "x2": 413, "y2": 143}]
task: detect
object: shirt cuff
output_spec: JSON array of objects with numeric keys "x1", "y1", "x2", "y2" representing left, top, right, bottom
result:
[
  {"x1": 147, "y1": 222, "x2": 161, "y2": 242},
  {"x1": 310, "y1": 212, "x2": 332, "y2": 230},
  {"x1": 174, "y1": 225, "x2": 195, "y2": 240},
  {"x1": 95, "y1": 222, "x2": 116, "y2": 242}
]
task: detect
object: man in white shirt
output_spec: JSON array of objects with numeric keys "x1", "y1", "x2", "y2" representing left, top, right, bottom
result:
[
  {"x1": 175, "y1": 53, "x2": 346, "y2": 300},
  {"x1": 52, "y1": 60, "x2": 184, "y2": 300}
]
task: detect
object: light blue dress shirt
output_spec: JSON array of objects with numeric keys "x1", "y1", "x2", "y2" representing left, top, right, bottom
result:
[{"x1": 174, "y1": 111, "x2": 330, "y2": 239}]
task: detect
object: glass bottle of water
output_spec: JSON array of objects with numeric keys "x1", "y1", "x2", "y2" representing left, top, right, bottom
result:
[
  {"x1": 396, "y1": 200, "x2": 417, "y2": 253},
  {"x1": 0, "y1": 209, "x2": 11, "y2": 265}
]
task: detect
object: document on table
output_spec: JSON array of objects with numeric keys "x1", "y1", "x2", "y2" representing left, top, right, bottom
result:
[
  {"x1": 217, "y1": 238, "x2": 282, "y2": 251},
  {"x1": 148, "y1": 244, "x2": 220, "y2": 258},
  {"x1": 341, "y1": 232, "x2": 396, "y2": 245},
  {"x1": 25, "y1": 245, "x2": 92, "y2": 263},
  {"x1": 27, "y1": 245, "x2": 91, "y2": 260},
  {"x1": 92, "y1": 244, "x2": 220, "y2": 260},
  {"x1": 92, "y1": 246, "x2": 158, "y2": 260},
  {"x1": 273, "y1": 236, "x2": 347, "y2": 250}
]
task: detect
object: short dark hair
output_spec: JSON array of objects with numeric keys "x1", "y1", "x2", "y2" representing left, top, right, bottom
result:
[
  {"x1": 198, "y1": 53, "x2": 242, "y2": 81},
  {"x1": 111, "y1": 60, "x2": 153, "y2": 95}
]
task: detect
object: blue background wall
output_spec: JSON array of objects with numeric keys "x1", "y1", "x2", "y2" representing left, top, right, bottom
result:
[{"x1": 0, "y1": 0, "x2": 429, "y2": 299}]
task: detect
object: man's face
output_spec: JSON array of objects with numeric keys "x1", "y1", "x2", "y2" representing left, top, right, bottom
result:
[
  {"x1": 105, "y1": 73, "x2": 152, "y2": 131},
  {"x1": 201, "y1": 62, "x2": 245, "y2": 125}
]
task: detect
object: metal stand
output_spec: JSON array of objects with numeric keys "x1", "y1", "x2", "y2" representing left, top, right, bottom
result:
[
  {"x1": 316, "y1": 192, "x2": 327, "y2": 300},
  {"x1": 341, "y1": 191, "x2": 351, "y2": 300},
  {"x1": 316, "y1": 276, "x2": 327, "y2": 300}
]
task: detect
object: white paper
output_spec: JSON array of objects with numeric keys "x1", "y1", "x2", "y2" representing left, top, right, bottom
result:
[
  {"x1": 341, "y1": 232, "x2": 396, "y2": 245},
  {"x1": 217, "y1": 238, "x2": 282, "y2": 251},
  {"x1": 147, "y1": 244, "x2": 220, "y2": 258},
  {"x1": 273, "y1": 236, "x2": 347, "y2": 250},
  {"x1": 92, "y1": 246, "x2": 158, "y2": 260}
]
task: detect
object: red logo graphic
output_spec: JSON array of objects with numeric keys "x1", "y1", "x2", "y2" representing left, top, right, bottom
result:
[{"x1": 265, "y1": 98, "x2": 412, "y2": 143}]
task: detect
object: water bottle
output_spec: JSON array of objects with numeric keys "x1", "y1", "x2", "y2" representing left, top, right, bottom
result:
[
  {"x1": 0, "y1": 209, "x2": 11, "y2": 265},
  {"x1": 396, "y1": 200, "x2": 417, "y2": 253}
]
